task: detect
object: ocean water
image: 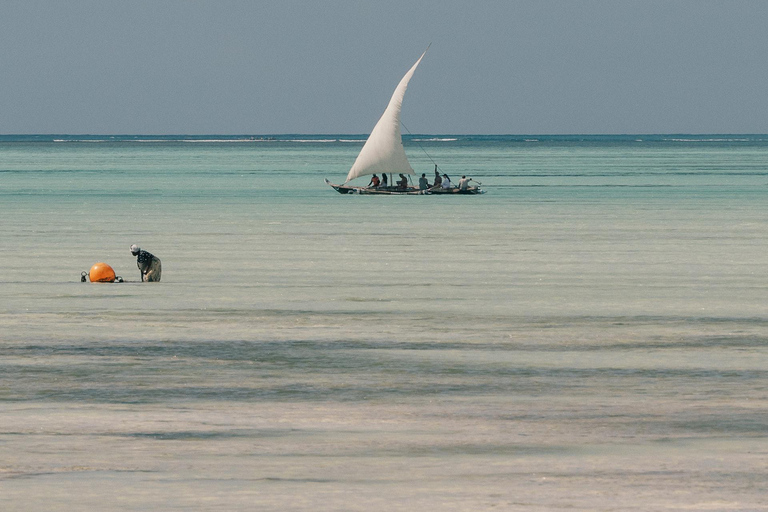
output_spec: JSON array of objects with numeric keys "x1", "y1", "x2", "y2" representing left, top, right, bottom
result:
[{"x1": 1, "y1": 134, "x2": 767, "y2": 510}]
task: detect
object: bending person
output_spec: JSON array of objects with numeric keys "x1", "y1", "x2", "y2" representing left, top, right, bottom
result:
[{"x1": 130, "y1": 244, "x2": 162, "y2": 282}]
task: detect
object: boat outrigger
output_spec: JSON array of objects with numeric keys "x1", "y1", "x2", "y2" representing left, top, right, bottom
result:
[{"x1": 325, "y1": 48, "x2": 484, "y2": 195}]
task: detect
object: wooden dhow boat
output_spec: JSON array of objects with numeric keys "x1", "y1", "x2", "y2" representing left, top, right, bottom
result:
[{"x1": 325, "y1": 48, "x2": 484, "y2": 195}]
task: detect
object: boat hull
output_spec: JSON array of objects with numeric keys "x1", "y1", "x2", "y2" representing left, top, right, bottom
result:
[
  {"x1": 429, "y1": 187, "x2": 485, "y2": 195},
  {"x1": 325, "y1": 179, "x2": 484, "y2": 195}
]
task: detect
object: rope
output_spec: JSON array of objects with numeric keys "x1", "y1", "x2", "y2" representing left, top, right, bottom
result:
[{"x1": 401, "y1": 121, "x2": 441, "y2": 174}]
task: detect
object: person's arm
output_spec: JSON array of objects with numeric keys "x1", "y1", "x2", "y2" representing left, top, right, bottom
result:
[{"x1": 137, "y1": 256, "x2": 149, "y2": 280}]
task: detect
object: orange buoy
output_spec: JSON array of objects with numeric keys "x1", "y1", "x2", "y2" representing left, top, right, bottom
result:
[{"x1": 89, "y1": 262, "x2": 116, "y2": 283}]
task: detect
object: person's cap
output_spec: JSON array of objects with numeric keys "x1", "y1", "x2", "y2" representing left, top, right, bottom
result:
[{"x1": 130, "y1": 244, "x2": 140, "y2": 254}]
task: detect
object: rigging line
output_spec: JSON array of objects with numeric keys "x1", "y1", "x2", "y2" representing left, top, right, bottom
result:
[{"x1": 401, "y1": 121, "x2": 441, "y2": 173}]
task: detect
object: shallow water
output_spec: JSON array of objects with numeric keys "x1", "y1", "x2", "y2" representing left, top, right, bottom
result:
[{"x1": 1, "y1": 135, "x2": 767, "y2": 510}]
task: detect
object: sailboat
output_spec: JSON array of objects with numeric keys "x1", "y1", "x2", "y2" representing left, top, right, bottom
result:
[{"x1": 325, "y1": 48, "x2": 484, "y2": 195}]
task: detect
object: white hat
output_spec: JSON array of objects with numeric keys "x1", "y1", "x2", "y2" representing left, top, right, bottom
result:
[{"x1": 130, "y1": 244, "x2": 140, "y2": 254}]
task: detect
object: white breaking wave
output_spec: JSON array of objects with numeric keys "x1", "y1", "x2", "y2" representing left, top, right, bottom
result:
[
  {"x1": 664, "y1": 138, "x2": 755, "y2": 142},
  {"x1": 290, "y1": 139, "x2": 339, "y2": 143}
]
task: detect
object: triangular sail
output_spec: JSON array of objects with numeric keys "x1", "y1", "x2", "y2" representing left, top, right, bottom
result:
[{"x1": 345, "y1": 49, "x2": 427, "y2": 183}]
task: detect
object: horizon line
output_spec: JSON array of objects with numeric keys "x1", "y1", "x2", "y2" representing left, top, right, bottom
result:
[{"x1": 3, "y1": 132, "x2": 768, "y2": 137}]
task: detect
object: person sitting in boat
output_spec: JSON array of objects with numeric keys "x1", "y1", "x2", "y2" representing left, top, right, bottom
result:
[
  {"x1": 368, "y1": 174, "x2": 381, "y2": 188},
  {"x1": 381, "y1": 173, "x2": 388, "y2": 188},
  {"x1": 441, "y1": 174, "x2": 453, "y2": 189},
  {"x1": 418, "y1": 173, "x2": 430, "y2": 191},
  {"x1": 458, "y1": 175, "x2": 470, "y2": 191},
  {"x1": 432, "y1": 170, "x2": 442, "y2": 189},
  {"x1": 397, "y1": 173, "x2": 408, "y2": 190}
]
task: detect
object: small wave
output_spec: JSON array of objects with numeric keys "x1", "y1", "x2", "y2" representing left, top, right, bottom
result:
[
  {"x1": 51, "y1": 137, "x2": 359, "y2": 144},
  {"x1": 55, "y1": 138, "x2": 176, "y2": 143},
  {"x1": 664, "y1": 138, "x2": 755, "y2": 142},
  {"x1": 53, "y1": 139, "x2": 107, "y2": 143},
  {"x1": 181, "y1": 139, "x2": 273, "y2": 143},
  {"x1": 411, "y1": 138, "x2": 458, "y2": 142}
]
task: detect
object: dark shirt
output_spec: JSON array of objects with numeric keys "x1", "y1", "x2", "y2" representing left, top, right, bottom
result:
[{"x1": 136, "y1": 250, "x2": 157, "y2": 274}]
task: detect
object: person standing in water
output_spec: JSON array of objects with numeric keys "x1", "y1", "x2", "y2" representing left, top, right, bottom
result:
[{"x1": 130, "y1": 244, "x2": 162, "y2": 282}]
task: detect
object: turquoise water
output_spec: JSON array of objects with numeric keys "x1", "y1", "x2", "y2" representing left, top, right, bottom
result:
[{"x1": 1, "y1": 135, "x2": 767, "y2": 510}]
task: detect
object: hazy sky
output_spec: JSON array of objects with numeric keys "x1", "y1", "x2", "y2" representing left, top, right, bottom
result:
[{"x1": 2, "y1": 0, "x2": 767, "y2": 134}]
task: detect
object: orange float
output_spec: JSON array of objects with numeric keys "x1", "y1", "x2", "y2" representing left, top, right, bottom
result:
[{"x1": 89, "y1": 262, "x2": 117, "y2": 283}]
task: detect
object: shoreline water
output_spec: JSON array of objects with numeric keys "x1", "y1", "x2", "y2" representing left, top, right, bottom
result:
[{"x1": 1, "y1": 135, "x2": 766, "y2": 510}]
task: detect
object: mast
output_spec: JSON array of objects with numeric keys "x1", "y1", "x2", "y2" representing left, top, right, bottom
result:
[{"x1": 345, "y1": 48, "x2": 428, "y2": 184}]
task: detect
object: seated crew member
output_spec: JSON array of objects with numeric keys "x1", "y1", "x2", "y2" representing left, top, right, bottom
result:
[
  {"x1": 441, "y1": 174, "x2": 453, "y2": 189},
  {"x1": 130, "y1": 244, "x2": 162, "y2": 282},
  {"x1": 397, "y1": 173, "x2": 408, "y2": 189},
  {"x1": 419, "y1": 173, "x2": 430, "y2": 190},
  {"x1": 368, "y1": 174, "x2": 381, "y2": 187},
  {"x1": 432, "y1": 171, "x2": 442, "y2": 189},
  {"x1": 458, "y1": 175, "x2": 470, "y2": 190},
  {"x1": 381, "y1": 173, "x2": 388, "y2": 188}
]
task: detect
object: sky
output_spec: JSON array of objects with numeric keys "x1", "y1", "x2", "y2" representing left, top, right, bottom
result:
[{"x1": 2, "y1": 0, "x2": 767, "y2": 134}]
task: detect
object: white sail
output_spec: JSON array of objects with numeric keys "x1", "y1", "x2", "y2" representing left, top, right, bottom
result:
[{"x1": 345, "y1": 49, "x2": 427, "y2": 183}]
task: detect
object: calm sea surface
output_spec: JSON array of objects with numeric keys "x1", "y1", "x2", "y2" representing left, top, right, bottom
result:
[{"x1": 1, "y1": 135, "x2": 767, "y2": 510}]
